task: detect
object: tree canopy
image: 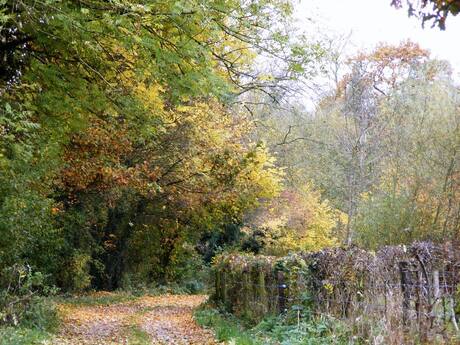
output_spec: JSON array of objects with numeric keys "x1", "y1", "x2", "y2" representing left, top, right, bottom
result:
[
  {"x1": 0, "y1": 0, "x2": 458, "y2": 316},
  {"x1": 0, "y1": 0, "x2": 330, "y2": 293}
]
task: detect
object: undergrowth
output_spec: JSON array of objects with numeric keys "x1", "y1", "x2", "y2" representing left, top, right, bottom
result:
[
  {"x1": 0, "y1": 297, "x2": 58, "y2": 345},
  {"x1": 0, "y1": 265, "x2": 59, "y2": 345},
  {"x1": 0, "y1": 326, "x2": 51, "y2": 345},
  {"x1": 195, "y1": 306, "x2": 357, "y2": 345}
]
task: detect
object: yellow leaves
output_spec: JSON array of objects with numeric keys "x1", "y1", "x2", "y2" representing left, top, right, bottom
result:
[
  {"x1": 262, "y1": 216, "x2": 288, "y2": 231},
  {"x1": 257, "y1": 74, "x2": 275, "y2": 82},
  {"x1": 247, "y1": 183, "x2": 340, "y2": 256},
  {"x1": 323, "y1": 282, "x2": 334, "y2": 295},
  {"x1": 134, "y1": 82, "x2": 165, "y2": 112},
  {"x1": 241, "y1": 144, "x2": 283, "y2": 199},
  {"x1": 175, "y1": 104, "x2": 193, "y2": 113}
]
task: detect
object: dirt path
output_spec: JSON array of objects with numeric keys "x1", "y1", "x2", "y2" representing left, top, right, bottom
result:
[{"x1": 52, "y1": 294, "x2": 217, "y2": 345}]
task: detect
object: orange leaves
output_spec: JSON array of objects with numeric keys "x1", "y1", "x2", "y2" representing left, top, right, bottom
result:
[
  {"x1": 337, "y1": 41, "x2": 430, "y2": 98},
  {"x1": 358, "y1": 40, "x2": 428, "y2": 87},
  {"x1": 56, "y1": 95, "x2": 280, "y2": 215},
  {"x1": 355, "y1": 41, "x2": 428, "y2": 66},
  {"x1": 103, "y1": 234, "x2": 118, "y2": 251},
  {"x1": 59, "y1": 119, "x2": 139, "y2": 194}
]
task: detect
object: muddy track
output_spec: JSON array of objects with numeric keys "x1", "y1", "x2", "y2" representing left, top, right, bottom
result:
[{"x1": 52, "y1": 294, "x2": 216, "y2": 345}]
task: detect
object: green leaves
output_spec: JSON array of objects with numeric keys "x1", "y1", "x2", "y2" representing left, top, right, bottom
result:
[
  {"x1": 0, "y1": 0, "x2": 309, "y2": 293},
  {"x1": 0, "y1": 103, "x2": 39, "y2": 136},
  {"x1": 0, "y1": 0, "x2": 11, "y2": 29}
]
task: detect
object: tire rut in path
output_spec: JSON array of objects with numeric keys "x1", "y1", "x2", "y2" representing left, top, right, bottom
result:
[{"x1": 53, "y1": 294, "x2": 216, "y2": 345}]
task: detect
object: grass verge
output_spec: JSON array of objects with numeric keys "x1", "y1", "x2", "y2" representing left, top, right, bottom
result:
[
  {"x1": 195, "y1": 308, "x2": 259, "y2": 345},
  {"x1": 0, "y1": 326, "x2": 52, "y2": 345},
  {"x1": 0, "y1": 296, "x2": 58, "y2": 345}
]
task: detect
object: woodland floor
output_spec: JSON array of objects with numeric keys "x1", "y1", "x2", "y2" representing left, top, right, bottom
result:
[{"x1": 51, "y1": 293, "x2": 217, "y2": 345}]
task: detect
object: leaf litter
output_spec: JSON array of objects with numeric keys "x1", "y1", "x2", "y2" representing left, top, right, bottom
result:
[{"x1": 51, "y1": 294, "x2": 217, "y2": 345}]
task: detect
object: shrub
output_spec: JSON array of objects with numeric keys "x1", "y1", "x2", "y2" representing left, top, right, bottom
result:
[
  {"x1": 0, "y1": 265, "x2": 58, "y2": 330},
  {"x1": 195, "y1": 306, "x2": 354, "y2": 345},
  {"x1": 213, "y1": 242, "x2": 460, "y2": 343},
  {"x1": 195, "y1": 308, "x2": 259, "y2": 344},
  {"x1": 0, "y1": 326, "x2": 51, "y2": 345},
  {"x1": 58, "y1": 252, "x2": 92, "y2": 292}
]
